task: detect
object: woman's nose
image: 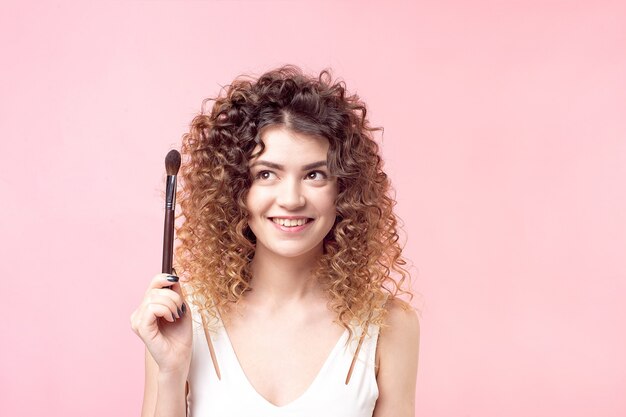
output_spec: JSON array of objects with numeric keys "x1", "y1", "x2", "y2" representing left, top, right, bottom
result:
[{"x1": 276, "y1": 179, "x2": 305, "y2": 209}]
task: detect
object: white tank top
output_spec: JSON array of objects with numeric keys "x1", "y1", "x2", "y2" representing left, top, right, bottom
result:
[{"x1": 187, "y1": 305, "x2": 380, "y2": 416}]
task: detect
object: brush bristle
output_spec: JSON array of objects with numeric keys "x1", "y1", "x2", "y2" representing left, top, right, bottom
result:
[{"x1": 165, "y1": 150, "x2": 181, "y2": 175}]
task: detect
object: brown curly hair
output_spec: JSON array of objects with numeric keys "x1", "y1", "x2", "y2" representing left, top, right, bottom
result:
[{"x1": 176, "y1": 65, "x2": 412, "y2": 340}]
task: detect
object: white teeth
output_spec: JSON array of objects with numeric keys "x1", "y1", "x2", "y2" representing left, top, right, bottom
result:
[{"x1": 272, "y1": 218, "x2": 309, "y2": 227}]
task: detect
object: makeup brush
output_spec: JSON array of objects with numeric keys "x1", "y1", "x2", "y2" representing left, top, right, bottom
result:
[
  {"x1": 162, "y1": 149, "x2": 181, "y2": 275},
  {"x1": 160, "y1": 149, "x2": 222, "y2": 380}
]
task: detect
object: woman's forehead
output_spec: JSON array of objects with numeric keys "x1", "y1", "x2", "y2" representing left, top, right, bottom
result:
[{"x1": 250, "y1": 126, "x2": 330, "y2": 163}]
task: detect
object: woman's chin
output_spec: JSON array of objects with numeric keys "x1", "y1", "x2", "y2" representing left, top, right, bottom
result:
[{"x1": 257, "y1": 242, "x2": 324, "y2": 260}]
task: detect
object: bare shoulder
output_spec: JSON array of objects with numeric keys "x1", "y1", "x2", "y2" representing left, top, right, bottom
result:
[
  {"x1": 373, "y1": 298, "x2": 420, "y2": 417},
  {"x1": 383, "y1": 298, "x2": 420, "y2": 333}
]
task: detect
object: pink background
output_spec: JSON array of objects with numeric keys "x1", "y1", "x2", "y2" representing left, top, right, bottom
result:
[{"x1": 1, "y1": 1, "x2": 625, "y2": 416}]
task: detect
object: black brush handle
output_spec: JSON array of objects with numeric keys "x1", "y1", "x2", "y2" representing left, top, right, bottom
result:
[
  {"x1": 162, "y1": 208, "x2": 175, "y2": 274},
  {"x1": 162, "y1": 174, "x2": 177, "y2": 275}
]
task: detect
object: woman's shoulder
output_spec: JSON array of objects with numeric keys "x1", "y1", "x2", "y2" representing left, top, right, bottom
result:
[
  {"x1": 373, "y1": 298, "x2": 420, "y2": 413},
  {"x1": 375, "y1": 297, "x2": 420, "y2": 371},
  {"x1": 379, "y1": 298, "x2": 420, "y2": 345}
]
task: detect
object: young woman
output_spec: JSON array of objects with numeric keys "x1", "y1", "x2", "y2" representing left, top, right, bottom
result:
[{"x1": 130, "y1": 65, "x2": 420, "y2": 417}]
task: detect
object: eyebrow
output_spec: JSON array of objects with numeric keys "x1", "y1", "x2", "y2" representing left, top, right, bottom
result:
[{"x1": 250, "y1": 160, "x2": 328, "y2": 171}]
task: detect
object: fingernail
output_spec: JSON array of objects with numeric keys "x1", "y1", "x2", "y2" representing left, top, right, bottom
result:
[
  {"x1": 177, "y1": 306, "x2": 182, "y2": 318},
  {"x1": 182, "y1": 303, "x2": 187, "y2": 314},
  {"x1": 166, "y1": 275, "x2": 179, "y2": 282}
]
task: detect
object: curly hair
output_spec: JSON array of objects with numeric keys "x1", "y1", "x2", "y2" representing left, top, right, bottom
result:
[{"x1": 176, "y1": 65, "x2": 412, "y2": 340}]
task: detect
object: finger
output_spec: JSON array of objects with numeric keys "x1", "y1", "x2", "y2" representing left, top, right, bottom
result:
[
  {"x1": 130, "y1": 302, "x2": 175, "y2": 336},
  {"x1": 153, "y1": 288, "x2": 185, "y2": 313},
  {"x1": 147, "y1": 302, "x2": 177, "y2": 323},
  {"x1": 147, "y1": 273, "x2": 181, "y2": 291},
  {"x1": 145, "y1": 294, "x2": 181, "y2": 319}
]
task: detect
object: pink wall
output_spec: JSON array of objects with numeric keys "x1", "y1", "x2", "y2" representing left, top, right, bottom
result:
[{"x1": 1, "y1": 1, "x2": 625, "y2": 416}]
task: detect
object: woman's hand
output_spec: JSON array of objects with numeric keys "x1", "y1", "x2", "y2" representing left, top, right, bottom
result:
[{"x1": 130, "y1": 274, "x2": 192, "y2": 377}]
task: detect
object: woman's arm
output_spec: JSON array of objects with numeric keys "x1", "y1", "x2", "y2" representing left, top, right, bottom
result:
[
  {"x1": 140, "y1": 348, "x2": 159, "y2": 417},
  {"x1": 141, "y1": 348, "x2": 188, "y2": 417},
  {"x1": 373, "y1": 299, "x2": 421, "y2": 417}
]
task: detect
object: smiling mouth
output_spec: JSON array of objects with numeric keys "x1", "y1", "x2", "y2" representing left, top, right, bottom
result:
[{"x1": 270, "y1": 218, "x2": 313, "y2": 227}]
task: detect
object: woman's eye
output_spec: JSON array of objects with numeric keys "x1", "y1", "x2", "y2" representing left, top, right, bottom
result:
[
  {"x1": 306, "y1": 171, "x2": 328, "y2": 180},
  {"x1": 255, "y1": 170, "x2": 276, "y2": 180}
]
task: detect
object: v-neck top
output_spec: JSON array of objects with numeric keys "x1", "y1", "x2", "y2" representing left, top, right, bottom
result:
[{"x1": 186, "y1": 305, "x2": 380, "y2": 416}]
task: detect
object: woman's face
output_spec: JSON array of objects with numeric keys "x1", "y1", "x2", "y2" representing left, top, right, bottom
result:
[{"x1": 246, "y1": 125, "x2": 338, "y2": 260}]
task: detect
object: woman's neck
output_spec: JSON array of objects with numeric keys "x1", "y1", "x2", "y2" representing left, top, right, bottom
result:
[{"x1": 245, "y1": 244, "x2": 325, "y2": 311}]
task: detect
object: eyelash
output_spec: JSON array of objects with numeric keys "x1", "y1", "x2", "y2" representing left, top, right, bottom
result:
[
  {"x1": 305, "y1": 170, "x2": 328, "y2": 180},
  {"x1": 254, "y1": 170, "x2": 328, "y2": 181},
  {"x1": 255, "y1": 170, "x2": 276, "y2": 180}
]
